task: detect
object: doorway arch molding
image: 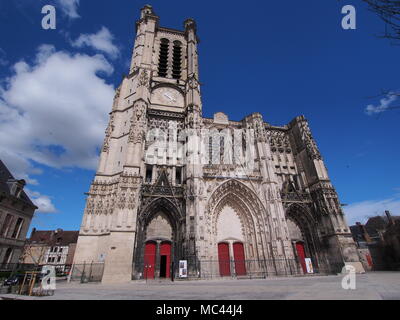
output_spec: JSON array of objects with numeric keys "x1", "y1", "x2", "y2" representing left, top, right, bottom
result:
[
  {"x1": 285, "y1": 203, "x2": 323, "y2": 270},
  {"x1": 206, "y1": 179, "x2": 267, "y2": 261},
  {"x1": 133, "y1": 196, "x2": 184, "y2": 279}
]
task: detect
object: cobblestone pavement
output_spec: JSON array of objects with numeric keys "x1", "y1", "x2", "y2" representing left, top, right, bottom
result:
[{"x1": 1, "y1": 272, "x2": 399, "y2": 300}]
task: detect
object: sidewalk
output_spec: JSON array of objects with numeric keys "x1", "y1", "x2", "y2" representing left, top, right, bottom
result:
[{"x1": 1, "y1": 272, "x2": 399, "y2": 300}]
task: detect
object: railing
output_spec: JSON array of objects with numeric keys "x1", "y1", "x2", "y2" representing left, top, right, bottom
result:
[
  {"x1": 0, "y1": 263, "x2": 73, "y2": 278},
  {"x1": 179, "y1": 258, "x2": 330, "y2": 280},
  {"x1": 69, "y1": 263, "x2": 105, "y2": 283},
  {"x1": 0, "y1": 263, "x2": 39, "y2": 272}
]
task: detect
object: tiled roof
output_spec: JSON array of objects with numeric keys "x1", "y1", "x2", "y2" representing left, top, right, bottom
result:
[
  {"x1": 365, "y1": 215, "x2": 400, "y2": 238},
  {"x1": 28, "y1": 229, "x2": 79, "y2": 246}
]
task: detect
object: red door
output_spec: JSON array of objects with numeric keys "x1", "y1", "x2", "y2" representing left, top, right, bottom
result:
[
  {"x1": 296, "y1": 242, "x2": 307, "y2": 273},
  {"x1": 233, "y1": 242, "x2": 247, "y2": 276},
  {"x1": 159, "y1": 242, "x2": 172, "y2": 278},
  {"x1": 144, "y1": 242, "x2": 156, "y2": 279},
  {"x1": 218, "y1": 243, "x2": 231, "y2": 276},
  {"x1": 366, "y1": 254, "x2": 373, "y2": 267}
]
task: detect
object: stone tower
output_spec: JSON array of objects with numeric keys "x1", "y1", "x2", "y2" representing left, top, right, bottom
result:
[{"x1": 73, "y1": 5, "x2": 363, "y2": 283}]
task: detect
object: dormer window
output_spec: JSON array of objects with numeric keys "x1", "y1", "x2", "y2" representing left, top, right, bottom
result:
[{"x1": 7, "y1": 179, "x2": 26, "y2": 198}]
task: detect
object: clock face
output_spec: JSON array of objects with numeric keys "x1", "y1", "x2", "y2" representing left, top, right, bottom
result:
[{"x1": 151, "y1": 87, "x2": 184, "y2": 108}]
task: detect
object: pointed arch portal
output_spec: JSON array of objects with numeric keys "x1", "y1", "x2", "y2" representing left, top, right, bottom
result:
[
  {"x1": 286, "y1": 203, "x2": 323, "y2": 273},
  {"x1": 134, "y1": 196, "x2": 184, "y2": 280},
  {"x1": 208, "y1": 179, "x2": 266, "y2": 277}
]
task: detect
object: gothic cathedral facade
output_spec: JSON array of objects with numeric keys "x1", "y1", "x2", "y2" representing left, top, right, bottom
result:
[{"x1": 74, "y1": 6, "x2": 363, "y2": 283}]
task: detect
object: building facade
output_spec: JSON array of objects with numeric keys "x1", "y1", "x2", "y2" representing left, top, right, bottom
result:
[
  {"x1": 74, "y1": 6, "x2": 363, "y2": 283},
  {"x1": 22, "y1": 229, "x2": 79, "y2": 274},
  {"x1": 0, "y1": 160, "x2": 37, "y2": 266},
  {"x1": 351, "y1": 211, "x2": 400, "y2": 271}
]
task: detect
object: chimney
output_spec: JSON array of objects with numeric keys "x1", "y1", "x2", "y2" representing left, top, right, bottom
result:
[{"x1": 385, "y1": 210, "x2": 394, "y2": 226}]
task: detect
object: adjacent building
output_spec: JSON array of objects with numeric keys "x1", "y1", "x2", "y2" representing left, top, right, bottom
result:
[
  {"x1": 0, "y1": 160, "x2": 37, "y2": 266},
  {"x1": 350, "y1": 211, "x2": 400, "y2": 271},
  {"x1": 74, "y1": 5, "x2": 363, "y2": 283},
  {"x1": 23, "y1": 229, "x2": 79, "y2": 274}
]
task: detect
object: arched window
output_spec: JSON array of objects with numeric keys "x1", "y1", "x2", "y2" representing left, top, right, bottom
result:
[
  {"x1": 11, "y1": 218, "x2": 24, "y2": 239},
  {"x1": 172, "y1": 41, "x2": 182, "y2": 79},
  {"x1": 158, "y1": 39, "x2": 169, "y2": 77},
  {"x1": 2, "y1": 248, "x2": 13, "y2": 264}
]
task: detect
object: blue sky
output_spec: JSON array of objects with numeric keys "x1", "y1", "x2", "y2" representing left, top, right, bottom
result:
[{"x1": 0, "y1": 0, "x2": 399, "y2": 234}]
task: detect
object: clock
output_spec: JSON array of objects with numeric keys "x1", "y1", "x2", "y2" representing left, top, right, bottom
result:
[{"x1": 151, "y1": 87, "x2": 184, "y2": 108}]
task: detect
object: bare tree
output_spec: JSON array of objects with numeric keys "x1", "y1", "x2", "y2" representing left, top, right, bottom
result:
[
  {"x1": 362, "y1": 0, "x2": 400, "y2": 41},
  {"x1": 20, "y1": 244, "x2": 47, "y2": 268},
  {"x1": 357, "y1": 1, "x2": 400, "y2": 115}
]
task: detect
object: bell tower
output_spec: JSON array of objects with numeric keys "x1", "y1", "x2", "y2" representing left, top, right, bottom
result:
[{"x1": 74, "y1": 5, "x2": 203, "y2": 283}]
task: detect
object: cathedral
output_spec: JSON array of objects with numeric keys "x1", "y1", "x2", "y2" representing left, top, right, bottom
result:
[{"x1": 73, "y1": 5, "x2": 363, "y2": 283}]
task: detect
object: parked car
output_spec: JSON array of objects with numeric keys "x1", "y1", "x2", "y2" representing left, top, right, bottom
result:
[
  {"x1": 4, "y1": 273, "x2": 44, "y2": 286},
  {"x1": 4, "y1": 274, "x2": 24, "y2": 286}
]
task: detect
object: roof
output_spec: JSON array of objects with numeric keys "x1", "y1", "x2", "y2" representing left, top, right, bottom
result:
[
  {"x1": 350, "y1": 225, "x2": 364, "y2": 241},
  {"x1": 28, "y1": 229, "x2": 79, "y2": 246},
  {"x1": 365, "y1": 215, "x2": 400, "y2": 238},
  {"x1": 0, "y1": 159, "x2": 36, "y2": 207}
]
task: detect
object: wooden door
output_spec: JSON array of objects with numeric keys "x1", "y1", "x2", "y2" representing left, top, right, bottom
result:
[
  {"x1": 159, "y1": 242, "x2": 171, "y2": 278},
  {"x1": 296, "y1": 242, "x2": 307, "y2": 273},
  {"x1": 218, "y1": 243, "x2": 231, "y2": 276},
  {"x1": 233, "y1": 242, "x2": 247, "y2": 276},
  {"x1": 144, "y1": 242, "x2": 156, "y2": 279}
]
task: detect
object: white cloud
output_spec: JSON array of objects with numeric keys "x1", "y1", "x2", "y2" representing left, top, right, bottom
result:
[
  {"x1": 0, "y1": 151, "x2": 41, "y2": 185},
  {"x1": 0, "y1": 44, "x2": 115, "y2": 183},
  {"x1": 365, "y1": 92, "x2": 398, "y2": 115},
  {"x1": 56, "y1": 0, "x2": 80, "y2": 19},
  {"x1": 25, "y1": 189, "x2": 57, "y2": 213},
  {"x1": 344, "y1": 195, "x2": 400, "y2": 225},
  {"x1": 71, "y1": 27, "x2": 120, "y2": 59}
]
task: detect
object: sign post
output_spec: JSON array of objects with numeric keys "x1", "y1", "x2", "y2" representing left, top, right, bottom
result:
[
  {"x1": 305, "y1": 258, "x2": 314, "y2": 274},
  {"x1": 178, "y1": 260, "x2": 188, "y2": 278}
]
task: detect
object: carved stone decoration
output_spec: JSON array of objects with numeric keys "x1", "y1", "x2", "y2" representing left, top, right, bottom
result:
[
  {"x1": 298, "y1": 119, "x2": 322, "y2": 160},
  {"x1": 112, "y1": 86, "x2": 121, "y2": 111},
  {"x1": 102, "y1": 113, "x2": 115, "y2": 153},
  {"x1": 207, "y1": 179, "x2": 265, "y2": 223},
  {"x1": 128, "y1": 100, "x2": 148, "y2": 144},
  {"x1": 137, "y1": 69, "x2": 150, "y2": 88},
  {"x1": 267, "y1": 129, "x2": 292, "y2": 153},
  {"x1": 127, "y1": 190, "x2": 137, "y2": 210},
  {"x1": 254, "y1": 117, "x2": 267, "y2": 143},
  {"x1": 187, "y1": 74, "x2": 200, "y2": 92},
  {"x1": 117, "y1": 191, "x2": 127, "y2": 209},
  {"x1": 186, "y1": 104, "x2": 202, "y2": 129},
  {"x1": 198, "y1": 179, "x2": 204, "y2": 197},
  {"x1": 213, "y1": 112, "x2": 229, "y2": 125}
]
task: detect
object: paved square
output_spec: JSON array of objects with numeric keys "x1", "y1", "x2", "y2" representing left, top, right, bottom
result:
[{"x1": 2, "y1": 271, "x2": 400, "y2": 300}]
